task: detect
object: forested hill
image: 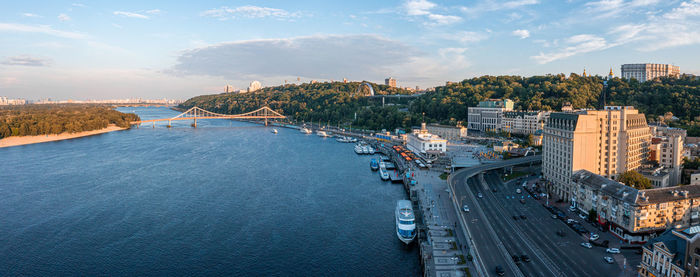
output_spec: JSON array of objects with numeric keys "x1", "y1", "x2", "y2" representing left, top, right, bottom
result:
[
  {"x1": 0, "y1": 105, "x2": 140, "y2": 139},
  {"x1": 180, "y1": 75, "x2": 699, "y2": 135}
]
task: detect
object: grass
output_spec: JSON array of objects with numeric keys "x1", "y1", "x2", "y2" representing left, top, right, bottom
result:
[
  {"x1": 504, "y1": 171, "x2": 528, "y2": 181},
  {"x1": 457, "y1": 254, "x2": 466, "y2": 265},
  {"x1": 463, "y1": 267, "x2": 472, "y2": 277},
  {"x1": 439, "y1": 172, "x2": 449, "y2": 180}
]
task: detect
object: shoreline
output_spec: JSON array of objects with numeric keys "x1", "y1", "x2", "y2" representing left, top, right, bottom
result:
[{"x1": 0, "y1": 125, "x2": 127, "y2": 148}]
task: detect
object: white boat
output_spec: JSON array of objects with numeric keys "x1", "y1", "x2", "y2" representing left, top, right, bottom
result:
[
  {"x1": 368, "y1": 147, "x2": 375, "y2": 154},
  {"x1": 317, "y1": 131, "x2": 329, "y2": 137},
  {"x1": 396, "y1": 200, "x2": 416, "y2": 244},
  {"x1": 354, "y1": 144, "x2": 364, "y2": 154},
  {"x1": 362, "y1": 146, "x2": 370, "y2": 154},
  {"x1": 379, "y1": 162, "x2": 390, "y2": 180},
  {"x1": 300, "y1": 127, "x2": 312, "y2": 134},
  {"x1": 271, "y1": 128, "x2": 278, "y2": 134}
]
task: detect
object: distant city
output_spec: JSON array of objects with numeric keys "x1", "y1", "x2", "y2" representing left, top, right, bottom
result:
[{"x1": 0, "y1": 97, "x2": 184, "y2": 106}]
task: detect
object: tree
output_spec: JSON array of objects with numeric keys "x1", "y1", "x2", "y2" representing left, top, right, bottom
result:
[
  {"x1": 618, "y1": 171, "x2": 653, "y2": 190},
  {"x1": 587, "y1": 209, "x2": 597, "y2": 222},
  {"x1": 526, "y1": 134, "x2": 535, "y2": 146}
]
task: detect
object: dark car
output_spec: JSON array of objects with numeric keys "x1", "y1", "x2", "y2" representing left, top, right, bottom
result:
[
  {"x1": 519, "y1": 199, "x2": 526, "y2": 204},
  {"x1": 495, "y1": 265, "x2": 505, "y2": 276},
  {"x1": 520, "y1": 215, "x2": 527, "y2": 219},
  {"x1": 512, "y1": 255, "x2": 521, "y2": 265},
  {"x1": 521, "y1": 255, "x2": 531, "y2": 262},
  {"x1": 492, "y1": 188, "x2": 498, "y2": 192},
  {"x1": 513, "y1": 215, "x2": 519, "y2": 220},
  {"x1": 556, "y1": 230, "x2": 566, "y2": 237}
]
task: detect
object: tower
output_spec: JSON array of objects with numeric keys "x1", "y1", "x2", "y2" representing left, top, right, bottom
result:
[
  {"x1": 608, "y1": 67, "x2": 614, "y2": 80},
  {"x1": 582, "y1": 68, "x2": 587, "y2": 77}
]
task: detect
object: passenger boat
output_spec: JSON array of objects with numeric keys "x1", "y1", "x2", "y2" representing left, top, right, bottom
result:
[
  {"x1": 271, "y1": 128, "x2": 278, "y2": 134},
  {"x1": 368, "y1": 146, "x2": 375, "y2": 155},
  {"x1": 362, "y1": 146, "x2": 370, "y2": 154},
  {"x1": 354, "y1": 144, "x2": 364, "y2": 154},
  {"x1": 370, "y1": 158, "x2": 379, "y2": 171},
  {"x1": 395, "y1": 200, "x2": 416, "y2": 244},
  {"x1": 317, "y1": 131, "x2": 329, "y2": 137},
  {"x1": 379, "y1": 162, "x2": 390, "y2": 180},
  {"x1": 300, "y1": 127, "x2": 312, "y2": 134}
]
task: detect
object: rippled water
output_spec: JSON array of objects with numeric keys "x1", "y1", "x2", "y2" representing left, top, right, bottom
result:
[{"x1": 0, "y1": 107, "x2": 420, "y2": 276}]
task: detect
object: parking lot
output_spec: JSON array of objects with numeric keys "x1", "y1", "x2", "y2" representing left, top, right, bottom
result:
[{"x1": 459, "y1": 169, "x2": 641, "y2": 276}]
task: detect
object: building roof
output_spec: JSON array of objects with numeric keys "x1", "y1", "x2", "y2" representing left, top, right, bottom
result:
[
  {"x1": 572, "y1": 170, "x2": 700, "y2": 205},
  {"x1": 643, "y1": 228, "x2": 687, "y2": 265}
]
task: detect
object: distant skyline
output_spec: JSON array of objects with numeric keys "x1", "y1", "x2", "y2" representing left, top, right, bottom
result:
[{"x1": 1, "y1": 0, "x2": 699, "y2": 100}]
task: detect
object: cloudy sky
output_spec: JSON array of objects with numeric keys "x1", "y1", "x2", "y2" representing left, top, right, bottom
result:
[{"x1": 1, "y1": 0, "x2": 700, "y2": 100}]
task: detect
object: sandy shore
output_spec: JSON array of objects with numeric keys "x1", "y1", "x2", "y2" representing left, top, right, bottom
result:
[{"x1": 0, "y1": 125, "x2": 127, "y2": 148}]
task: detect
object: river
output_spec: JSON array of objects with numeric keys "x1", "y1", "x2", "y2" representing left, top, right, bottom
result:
[{"x1": 0, "y1": 107, "x2": 421, "y2": 276}]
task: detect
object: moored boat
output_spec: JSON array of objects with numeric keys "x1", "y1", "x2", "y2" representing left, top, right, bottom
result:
[
  {"x1": 395, "y1": 200, "x2": 416, "y2": 244},
  {"x1": 317, "y1": 131, "x2": 329, "y2": 137},
  {"x1": 370, "y1": 158, "x2": 379, "y2": 171},
  {"x1": 300, "y1": 127, "x2": 312, "y2": 134}
]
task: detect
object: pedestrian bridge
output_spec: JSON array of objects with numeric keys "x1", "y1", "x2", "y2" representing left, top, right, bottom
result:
[{"x1": 130, "y1": 106, "x2": 286, "y2": 127}]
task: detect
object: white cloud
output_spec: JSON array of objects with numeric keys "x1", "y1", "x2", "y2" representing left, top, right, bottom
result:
[
  {"x1": 201, "y1": 6, "x2": 301, "y2": 20},
  {"x1": 462, "y1": 0, "x2": 539, "y2": 14},
  {"x1": 58, "y1": 14, "x2": 71, "y2": 21},
  {"x1": 111, "y1": 23, "x2": 123, "y2": 29},
  {"x1": 584, "y1": 0, "x2": 662, "y2": 18},
  {"x1": 0, "y1": 23, "x2": 86, "y2": 39},
  {"x1": 113, "y1": 11, "x2": 149, "y2": 19},
  {"x1": 146, "y1": 9, "x2": 161, "y2": 15},
  {"x1": 664, "y1": 0, "x2": 700, "y2": 19},
  {"x1": 71, "y1": 3, "x2": 86, "y2": 7},
  {"x1": 1, "y1": 55, "x2": 52, "y2": 66},
  {"x1": 448, "y1": 31, "x2": 489, "y2": 43},
  {"x1": 512, "y1": 29, "x2": 530, "y2": 39},
  {"x1": 403, "y1": 0, "x2": 462, "y2": 25},
  {"x1": 22, "y1": 13, "x2": 41, "y2": 18},
  {"x1": 531, "y1": 34, "x2": 611, "y2": 64}
]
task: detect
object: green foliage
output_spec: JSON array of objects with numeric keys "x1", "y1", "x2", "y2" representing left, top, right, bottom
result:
[
  {"x1": 684, "y1": 157, "x2": 700, "y2": 170},
  {"x1": 0, "y1": 105, "x2": 140, "y2": 139},
  {"x1": 439, "y1": 172, "x2": 449, "y2": 180},
  {"x1": 179, "y1": 81, "x2": 418, "y2": 131},
  {"x1": 587, "y1": 209, "x2": 597, "y2": 222},
  {"x1": 618, "y1": 170, "x2": 653, "y2": 190}
]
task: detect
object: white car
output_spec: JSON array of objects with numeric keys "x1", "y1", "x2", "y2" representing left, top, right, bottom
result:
[
  {"x1": 604, "y1": 256, "x2": 614, "y2": 264},
  {"x1": 478, "y1": 193, "x2": 483, "y2": 198},
  {"x1": 590, "y1": 234, "x2": 600, "y2": 241},
  {"x1": 606, "y1": 248, "x2": 620, "y2": 254},
  {"x1": 578, "y1": 213, "x2": 587, "y2": 219},
  {"x1": 569, "y1": 206, "x2": 577, "y2": 212},
  {"x1": 580, "y1": 242, "x2": 592, "y2": 249},
  {"x1": 463, "y1": 205, "x2": 470, "y2": 212},
  {"x1": 516, "y1": 189, "x2": 522, "y2": 194}
]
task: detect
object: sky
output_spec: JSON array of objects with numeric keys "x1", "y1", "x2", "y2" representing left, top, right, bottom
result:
[{"x1": 1, "y1": 0, "x2": 700, "y2": 100}]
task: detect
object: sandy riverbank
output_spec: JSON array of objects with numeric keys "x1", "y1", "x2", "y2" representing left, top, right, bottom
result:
[{"x1": 0, "y1": 125, "x2": 127, "y2": 148}]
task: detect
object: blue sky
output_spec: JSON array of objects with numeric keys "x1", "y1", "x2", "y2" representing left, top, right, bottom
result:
[{"x1": 1, "y1": 0, "x2": 699, "y2": 100}]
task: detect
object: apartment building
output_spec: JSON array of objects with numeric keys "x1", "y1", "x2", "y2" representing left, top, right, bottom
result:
[
  {"x1": 542, "y1": 106, "x2": 652, "y2": 201},
  {"x1": 649, "y1": 125, "x2": 687, "y2": 186},
  {"x1": 467, "y1": 99, "x2": 514, "y2": 133},
  {"x1": 572, "y1": 170, "x2": 700, "y2": 243},
  {"x1": 639, "y1": 226, "x2": 700, "y2": 277},
  {"x1": 621, "y1": 64, "x2": 680, "y2": 82},
  {"x1": 502, "y1": 111, "x2": 550, "y2": 136},
  {"x1": 425, "y1": 123, "x2": 467, "y2": 141}
]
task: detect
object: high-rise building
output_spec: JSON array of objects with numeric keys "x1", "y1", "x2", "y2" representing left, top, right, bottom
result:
[
  {"x1": 385, "y1": 77, "x2": 396, "y2": 88},
  {"x1": 247, "y1": 81, "x2": 262, "y2": 93},
  {"x1": 467, "y1": 99, "x2": 514, "y2": 133},
  {"x1": 648, "y1": 124, "x2": 687, "y2": 186},
  {"x1": 621, "y1": 64, "x2": 680, "y2": 82},
  {"x1": 542, "y1": 106, "x2": 652, "y2": 201}
]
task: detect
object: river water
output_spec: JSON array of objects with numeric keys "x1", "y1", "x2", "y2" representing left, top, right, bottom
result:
[{"x1": 0, "y1": 107, "x2": 421, "y2": 276}]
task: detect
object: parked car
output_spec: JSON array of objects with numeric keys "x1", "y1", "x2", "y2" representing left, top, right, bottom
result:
[
  {"x1": 512, "y1": 255, "x2": 521, "y2": 265},
  {"x1": 513, "y1": 215, "x2": 519, "y2": 220},
  {"x1": 556, "y1": 230, "x2": 566, "y2": 237},
  {"x1": 578, "y1": 213, "x2": 587, "y2": 219},
  {"x1": 463, "y1": 205, "x2": 470, "y2": 212},
  {"x1": 590, "y1": 234, "x2": 600, "y2": 241},
  {"x1": 519, "y1": 199, "x2": 526, "y2": 204},
  {"x1": 604, "y1": 256, "x2": 614, "y2": 264},
  {"x1": 495, "y1": 265, "x2": 505, "y2": 276},
  {"x1": 567, "y1": 219, "x2": 578, "y2": 224},
  {"x1": 478, "y1": 193, "x2": 483, "y2": 198},
  {"x1": 520, "y1": 215, "x2": 527, "y2": 219},
  {"x1": 551, "y1": 214, "x2": 557, "y2": 219},
  {"x1": 606, "y1": 248, "x2": 620, "y2": 254},
  {"x1": 492, "y1": 188, "x2": 498, "y2": 192},
  {"x1": 516, "y1": 188, "x2": 521, "y2": 194},
  {"x1": 580, "y1": 242, "x2": 593, "y2": 248},
  {"x1": 520, "y1": 255, "x2": 531, "y2": 262}
]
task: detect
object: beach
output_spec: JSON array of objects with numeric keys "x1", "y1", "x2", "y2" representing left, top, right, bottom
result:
[{"x1": 0, "y1": 125, "x2": 126, "y2": 148}]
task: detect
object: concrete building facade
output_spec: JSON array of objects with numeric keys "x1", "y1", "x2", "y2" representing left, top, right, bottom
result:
[
  {"x1": 385, "y1": 77, "x2": 396, "y2": 88},
  {"x1": 407, "y1": 123, "x2": 447, "y2": 153},
  {"x1": 543, "y1": 106, "x2": 652, "y2": 201},
  {"x1": 650, "y1": 125, "x2": 687, "y2": 186},
  {"x1": 621, "y1": 64, "x2": 680, "y2": 82},
  {"x1": 247, "y1": 80, "x2": 262, "y2": 93},
  {"x1": 572, "y1": 170, "x2": 700, "y2": 243},
  {"x1": 425, "y1": 123, "x2": 467, "y2": 141},
  {"x1": 467, "y1": 99, "x2": 514, "y2": 133},
  {"x1": 639, "y1": 226, "x2": 700, "y2": 277},
  {"x1": 502, "y1": 111, "x2": 550, "y2": 136}
]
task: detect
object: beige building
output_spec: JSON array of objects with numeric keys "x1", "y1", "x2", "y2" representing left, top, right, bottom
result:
[
  {"x1": 425, "y1": 124, "x2": 467, "y2": 141},
  {"x1": 692, "y1": 173, "x2": 700, "y2": 186},
  {"x1": 639, "y1": 226, "x2": 700, "y2": 277},
  {"x1": 385, "y1": 77, "x2": 396, "y2": 88},
  {"x1": 247, "y1": 80, "x2": 262, "y2": 93},
  {"x1": 649, "y1": 125, "x2": 687, "y2": 186},
  {"x1": 621, "y1": 64, "x2": 680, "y2": 82},
  {"x1": 467, "y1": 99, "x2": 514, "y2": 133},
  {"x1": 543, "y1": 106, "x2": 652, "y2": 201},
  {"x1": 502, "y1": 111, "x2": 550, "y2": 144},
  {"x1": 572, "y1": 170, "x2": 700, "y2": 243}
]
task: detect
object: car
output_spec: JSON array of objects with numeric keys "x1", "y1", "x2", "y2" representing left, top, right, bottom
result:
[
  {"x1": 516, "y1": 188, "x2": 522, "y2": 194},
  {"x1": 520, "y1": 255, "x2": 530, "y2": 262},
  {"x1": 478, "y1": 193, "x2": 483, "y2": 198},
  {"x1": 513, "y1": 215, "x2": 519, "y2": 220},
  {"x1": 492, "y1": 188, "x2": 498, "y2": 192},
  {"x1": 590, "y1": 234, "x2": 600, "y2": 241},
  {"x1": 580, "y1": 242, "x2": 593, "y2": 248},
  {"x1": 603, "y1": 256, "x2": 614, "y2": 264},
  {"x1": 551, "y1": 214, "x2": 557, "y2": 219},
  {"x1": 463, "y1": 205, "x2": 470, "y2": 212},
  {"x1": 578, "y1": 213, "x2": 587, "y2": 219},
  {"x1": 512, "y1": 255, "x2": 521, "y2": 265},
  {"x1": 567, "y1": 219, "x2": 578, "y2": 224},
  {"x1": 556, "y1": 230, "x2": 566, "y2": 237},
  {"x1": 519, "y1": 199, "x2": 526, "y2": 204},
  {"x1": 519, "y1": 215, "x2": 526, "y2": 219},
  {"x1": 569, "y1": 206, "x2": 577, "y2": 212},
  {"x1": 495, "y1": 265, "x2": 505, "y2": 276},
  {"x1": 606, "y1": 248, "x2": 620, "y2": 254}
]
